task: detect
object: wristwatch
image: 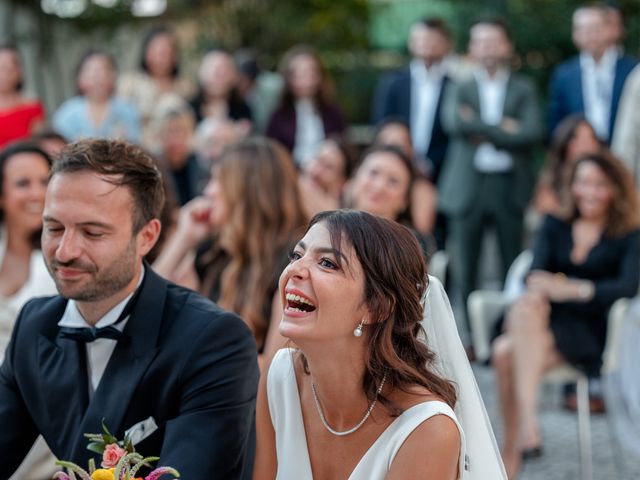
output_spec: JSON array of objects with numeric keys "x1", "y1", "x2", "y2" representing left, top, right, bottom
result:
[{"x1": 578, "y1": 282, "x2": 592, "y2": 300}]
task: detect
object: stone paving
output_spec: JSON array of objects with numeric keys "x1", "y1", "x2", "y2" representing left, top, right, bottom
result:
[{"x1": 474, "y1": 364, "x2": 640, "y2": 480}]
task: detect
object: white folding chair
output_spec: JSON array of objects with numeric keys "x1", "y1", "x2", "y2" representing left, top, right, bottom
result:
[
  {"x1": 428, "y1": 250, "x2": 448, "y2": 287},
  {"x1": 468, "y1": 250, "x2": 533, "y2": 363},
  {"x1": 466, "y1": 251, "x2": 635, "y2": 480}
]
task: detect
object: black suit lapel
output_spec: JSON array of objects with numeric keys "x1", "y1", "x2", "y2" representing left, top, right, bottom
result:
[
  {"x1": 432, "y1": 76, "x2": 449, "y2": 134},
  {"x1": 37, "y1": 299, "x2": 90, "y2": 454},
  {"x1": 69, "y1": 268, "x2": 167, "y2": 460},
  {"x1": 610, "y1": 57, "x2": 626, "y2": 136},
  {"x1": 399, "y1": 70, "x2": 412, "y2": 121}
]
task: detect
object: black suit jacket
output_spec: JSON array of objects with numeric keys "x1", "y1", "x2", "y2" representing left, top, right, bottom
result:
[
  {"x1": 0, "y1": 266, "x2": 259, "y2": 479},
  {"x1": 372, "y1": 67, "x2": 450, "y2": 181}
]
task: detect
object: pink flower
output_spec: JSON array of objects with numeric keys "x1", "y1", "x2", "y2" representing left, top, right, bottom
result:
[{"x1": 101, "y1": 443, "x2": 126, "y2": 468}]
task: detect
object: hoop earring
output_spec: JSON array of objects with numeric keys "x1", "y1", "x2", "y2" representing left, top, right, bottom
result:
[{"x1": 353, "y1": 318, "x2": 365, "y2": 337}]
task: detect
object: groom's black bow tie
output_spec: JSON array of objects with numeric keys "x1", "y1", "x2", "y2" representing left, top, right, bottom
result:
[
  {"x1": 59, "y1": 284, "x2": 143, "y2": 344},
  {"x1": 59, "y1": 324, "x2": 127, "y2": 343}
]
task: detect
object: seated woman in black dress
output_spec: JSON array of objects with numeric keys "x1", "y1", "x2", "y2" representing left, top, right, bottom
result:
[{"x1": 492, "y1": 151, "x2": 640, "y2": 479}]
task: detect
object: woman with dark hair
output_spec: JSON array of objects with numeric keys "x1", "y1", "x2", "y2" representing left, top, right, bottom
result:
[
  {"x1": 190, "y1": 49, "x2": 252, "y2": 130},
  {"x1": 118, "y1": 26, "x2": 196, "y2": 147},
  {"x1": 53, "y1": 50, "x2": 141, "y2": 143},
  {"x1": 373, "y1": 118, "x2": 438, "y2": 236},
  {"x1": 0, "y1": 142, "x2": 56, "y2": 353},
  {"x1": 350, "y1": 145, "x2": 415, "y2": 226},
  {"x1": 0, "y1": 142, "x2": 57, "y2": 480},
  {"x1": 29, "y1": 129, "x2": 67, "y2": 157},
  {"x1": 349, "y1": 144, "x2": 436, "y2": 258},
  {"x1": 266, "y1": 45, "x2": 346, "y2": 167},
  {"x1": 298, "y1": 137, "x2": 355, "y2": 217},
  {"x1": 254, "y1": 210, "x2": 469, "y2": 478},
  {"x1": 153, "y1": 136, "x2": 307, "y2": 352},
  {"x1": 0, "y1": 45, "x2": 45, "y2": 148},
  {"x1": 533, "y1": 115, "x2": 601, "y2": 216},
  {"x1": 493, "y1": 152, "x2": 640, "y2": 479}
]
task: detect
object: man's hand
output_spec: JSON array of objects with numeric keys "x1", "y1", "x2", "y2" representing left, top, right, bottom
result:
[
  {"x1": 501, "y1": 116, "x2": 520, "y2": 133},
  {"x1": 459, "y1": 104, "x2": 475, "y2": 121}
]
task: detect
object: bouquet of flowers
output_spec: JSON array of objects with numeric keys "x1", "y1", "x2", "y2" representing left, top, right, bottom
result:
[{"x1": 53, "y1": 422, "x2": 179, "y2": 480}]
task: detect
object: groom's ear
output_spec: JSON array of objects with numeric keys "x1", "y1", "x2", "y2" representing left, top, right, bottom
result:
[{"x1": 136, "y1": 218, "x2": 161, "y2": 257}]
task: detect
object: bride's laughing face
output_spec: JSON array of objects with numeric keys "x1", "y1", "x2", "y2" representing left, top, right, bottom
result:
[{"x1": 278, "y1": 222, "x2": 369, "y2": 343}]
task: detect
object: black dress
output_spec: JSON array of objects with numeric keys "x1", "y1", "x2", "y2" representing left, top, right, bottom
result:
[
  {"x1": 529, "y1": 215, "x2": 640, "y2": 375},
  {"x1": 194, "y1": 243, "x2": 291, "y2": 352}
]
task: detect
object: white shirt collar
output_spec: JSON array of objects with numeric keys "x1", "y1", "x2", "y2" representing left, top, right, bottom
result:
[
  {"x1": 58, "y1": 266, "x2": 145, "y2": 329},
  {"x1": 580, "y1": 46, "x2": 618, "y2": 71},
  {"x1": 410, "y1": 59, "x2": 446, "y2": 83},
  {"x1": 473, "y1": 67, "x2": 510, "y2": 86}
]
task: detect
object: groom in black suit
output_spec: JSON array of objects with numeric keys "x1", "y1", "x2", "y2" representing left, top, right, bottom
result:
[{"x1": 0, "y1": 139, "x2": 259, "y2": 478}]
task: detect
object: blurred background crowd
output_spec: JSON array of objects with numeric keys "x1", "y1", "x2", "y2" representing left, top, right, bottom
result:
[{"x1": 1, "y1": 0, "x2": 640, "y2": 479}]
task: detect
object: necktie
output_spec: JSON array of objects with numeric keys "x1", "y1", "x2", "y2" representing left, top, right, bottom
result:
[{"x1": 58, "y1": 286, "x2": 142, "y2": 344}]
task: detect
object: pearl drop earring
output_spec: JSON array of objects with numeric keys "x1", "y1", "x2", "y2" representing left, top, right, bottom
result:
[{"x1": 353, "y1": 319, "x2": 365, "y2": 337}]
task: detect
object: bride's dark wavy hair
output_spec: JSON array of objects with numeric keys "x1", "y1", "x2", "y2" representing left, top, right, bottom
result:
[{"x1": 300, "y1": 209, "x2": 457, "y2": 412}]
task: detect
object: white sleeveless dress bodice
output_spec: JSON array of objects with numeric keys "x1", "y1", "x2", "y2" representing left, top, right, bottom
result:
[{"x1": 267, "y1": 348, "x2": 466, "y2": 479}]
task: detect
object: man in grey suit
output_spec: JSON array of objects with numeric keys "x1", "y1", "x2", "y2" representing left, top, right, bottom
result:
[{"x1": 440, "y1": 17, "x2": 542, "y2": 339}]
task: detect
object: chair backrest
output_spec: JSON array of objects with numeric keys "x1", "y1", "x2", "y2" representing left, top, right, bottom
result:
[
  {"x1": 503, "y1": 250, "x2": 534, "y2": 301},
  {"x1": 429, "y1": 250, "x2": 449, "y2": 286},
  {"x1": 602, "y1": 260, "x2": 640, "y2": 373}
]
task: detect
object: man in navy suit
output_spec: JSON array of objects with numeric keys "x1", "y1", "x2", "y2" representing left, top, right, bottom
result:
[
  {"x1": 0, "y1": 139, "x2": 259, "y2": 478},
  {"x1": 548, "y1": 3, "x2": 636, "y2": 143},
  {"x1": 372, "y1": 17, "x2": 453, "y2": 182}
]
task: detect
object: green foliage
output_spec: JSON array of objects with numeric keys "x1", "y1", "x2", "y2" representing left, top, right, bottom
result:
[
  {"x1": 14, "y1": 0, "x2": 640, "y2": 124},
  {"x1": 192, "y1": 0, "x2": 370, "y2": 63}
]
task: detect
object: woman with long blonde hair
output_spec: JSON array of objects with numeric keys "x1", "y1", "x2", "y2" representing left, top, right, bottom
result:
[{"x1": 154, "y1": 136, "x2": 307, "y2": 351}]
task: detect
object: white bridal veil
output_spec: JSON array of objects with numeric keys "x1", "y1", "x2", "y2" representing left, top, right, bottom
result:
[{"x1": 421, "y1": 276, "x2": 507, "y2": 480}]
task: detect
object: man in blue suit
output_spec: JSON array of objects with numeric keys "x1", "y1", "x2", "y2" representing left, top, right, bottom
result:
[
  {"x1": 0, "y1": 139, "x2": 259, "y2": 478},
  {"x1": 548, "y1": 3, "x2": 636, "y2": 143},
  {"x1": 372, "y1": 17, "x2": 453, "y2": 182}
]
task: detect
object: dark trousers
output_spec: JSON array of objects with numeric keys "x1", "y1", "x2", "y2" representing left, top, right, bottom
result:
[{"x1": 447, "y1": 172, "x2": 524, "y2": 332}]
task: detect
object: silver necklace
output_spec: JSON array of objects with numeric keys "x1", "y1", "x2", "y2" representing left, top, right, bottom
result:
[{"x1": 311, "y1": 373, "x2": 388, "y2": 436}]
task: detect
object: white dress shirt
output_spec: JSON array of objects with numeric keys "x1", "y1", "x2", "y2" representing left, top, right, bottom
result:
[
  {"x1": 581, "y1": 47, "x2": 618, "y2": 141},
  {"x1": 57, "y1": 268, "x2": 145, "y2": 396},
  {"x1": 473, "y1": 68, "x2": 513, "y2": 173},
  {"x1": 293, "y1": 99, "x2": 325, "y2": 167},
  {"x1": 410, "y1": 59, "x2": 446, "y2": 158}
]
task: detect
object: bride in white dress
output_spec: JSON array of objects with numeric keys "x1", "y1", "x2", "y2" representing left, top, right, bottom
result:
[{"x1": 254, "y1": 210, "x2": 505, "y2": 480}]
